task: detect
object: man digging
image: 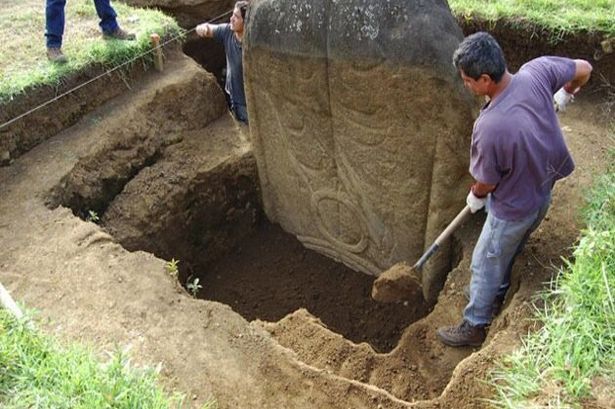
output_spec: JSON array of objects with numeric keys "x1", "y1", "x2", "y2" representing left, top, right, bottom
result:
[{"x1": 437, "y1": 32, "x2": 592, "y2": 347}]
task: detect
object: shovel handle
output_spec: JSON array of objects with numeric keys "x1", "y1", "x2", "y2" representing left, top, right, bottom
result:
[
  {"x1": 0, "y1": 281, "x2": 24, "y2": 320},
  {"x1": 413, "y1": 205, "x2": 472, "y2": 271},
  {"x1": 433, "y1": 205, "x2": 472, "y2": 246},
  {"x1": 413, "y1": 242, "x2": 439, "y2": 272}
]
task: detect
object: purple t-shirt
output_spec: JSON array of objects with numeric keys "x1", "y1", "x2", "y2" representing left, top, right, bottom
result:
[{"x1": 470, "y1": 57, "x2": 576, "y2": 221}]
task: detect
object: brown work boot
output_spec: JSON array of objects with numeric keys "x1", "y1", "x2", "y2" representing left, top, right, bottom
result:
[
  {"x1": 103, "y1": 27, "x2": 136, "y2": 41},
  {"x1": 47, "y1": 47, "x2": 68, "y2": 64},
  {"x1": 437, "y1": 320, "x2": 486, "y2": 347}
]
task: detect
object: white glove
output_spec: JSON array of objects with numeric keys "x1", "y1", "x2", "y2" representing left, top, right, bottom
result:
[
  {"x1": 195, "y1": 23, "x2": 210, "y2": 37},
  {"x1": 553, "y1": 88, "x2": 574, "y2": 112},
  {"x1": 466, "y1": 191, "x2": 486, "y2": 214}
]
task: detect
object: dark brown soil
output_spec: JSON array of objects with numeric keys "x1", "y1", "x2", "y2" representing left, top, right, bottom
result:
[{"x1": 200, "y1": 221, "x2": 430, "y2": 352}]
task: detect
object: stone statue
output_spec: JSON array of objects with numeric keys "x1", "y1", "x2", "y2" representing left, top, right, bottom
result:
[{"x1": 244, "y1": 0, "x2": 477, "y2": 302}]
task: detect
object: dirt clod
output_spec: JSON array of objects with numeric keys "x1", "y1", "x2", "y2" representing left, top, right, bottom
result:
[{"x1": 371, "y1": 262, "x2": 423, "y2": 303}]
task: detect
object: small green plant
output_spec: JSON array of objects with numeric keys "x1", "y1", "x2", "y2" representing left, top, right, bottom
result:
[
  {"x1": 86, "y1": 210, "x2": 100, "y2": 223},
  {"x1": 187, "y1": 277, "x2": 203, "y2": 297},
  {"x1": 165, "y1": 258, "x2": 179, "y2": 279}
]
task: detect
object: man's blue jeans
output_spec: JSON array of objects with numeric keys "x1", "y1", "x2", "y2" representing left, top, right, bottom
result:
[
  {"x1": 45, "y1": 0, "x2": 119, "y2": 48},
  {"x1": 232, "y1": 103, "x2": 249, "y2": 124},
  {"x1": 464, "y1": 194, "x2": 551, "y2": 326}
]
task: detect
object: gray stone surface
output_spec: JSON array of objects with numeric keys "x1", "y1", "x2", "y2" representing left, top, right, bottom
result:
[{"x1": 244, "y1": 0, "x2": 478, "y2": 301}]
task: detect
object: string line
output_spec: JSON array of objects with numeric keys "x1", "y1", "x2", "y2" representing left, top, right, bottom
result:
[{"x1": 0, "y1": 9, "x2": 232, "y2": 131}]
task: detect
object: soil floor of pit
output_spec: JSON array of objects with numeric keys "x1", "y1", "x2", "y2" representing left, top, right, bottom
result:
[
  {"x1": 1, "y1": 52, "x2": 613, "y2": 408},
  {"x1": 199, "y1": 221, "x2": 430, "y2": 353}
]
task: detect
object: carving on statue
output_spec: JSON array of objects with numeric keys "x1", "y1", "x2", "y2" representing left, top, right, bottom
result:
[
  {"x1": 263, "y1": 84, "x2": 378, "y2": 271},
  {"x1": 311, "y1": 190, "x2": 369, "y2": 253}
]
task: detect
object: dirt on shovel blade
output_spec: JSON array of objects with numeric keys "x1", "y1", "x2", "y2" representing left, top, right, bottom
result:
[{"x1": 371, "y1": 262, "x2": 423, "y2": 303}]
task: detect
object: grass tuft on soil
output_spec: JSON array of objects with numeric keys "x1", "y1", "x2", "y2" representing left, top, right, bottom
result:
[
  {"x1": 449, "y1": 0, "x2": 615, "y2": 38},
  {"x1": 0, "y1": 309, "x2": 216, "y2": 408},
  {"x1": 490, "y1": 156, "x2": 615, "y2": 408},
  {"x1": 0, "y1": 0, "x2": 182, "y2": 104}
]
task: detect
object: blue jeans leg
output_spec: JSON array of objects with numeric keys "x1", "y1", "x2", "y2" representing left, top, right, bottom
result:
[
  {"x1": 94, "y1": 0, "x2": 119, "y2": 34},
  {"x1": 45, "y1": 0, "x2": 66, "y2": 48},
  {"x1": 464, "y1": 196, "x2": 551, "y2": 326},
  {"x1": 232, "y1": 103, "x2": 249, "y2": 124},
  {"x1": 498, "y1": 195, "x2": 551, "y2": 296}
]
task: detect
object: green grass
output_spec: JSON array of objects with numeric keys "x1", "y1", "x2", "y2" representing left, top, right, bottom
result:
[
  {"x1": 449, "y1": 0, "x2": 615, "y2": 37},
  {"x1": 0, "y1": 309, "x2": 216, "y2": 409},
  {"x1": 0, "y1": 0, "x2": 182, "y2": 104},
  {"x1": 489, "y1": 157, "x2": 615, "y2": 408}
]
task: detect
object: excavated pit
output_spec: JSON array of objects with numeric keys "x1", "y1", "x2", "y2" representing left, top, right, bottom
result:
[
  {"x1": 48, "y1": 133, "x2": 434, "y2": 353},
  {"x1": 40, "y1": 57, "x2": 482, "y2": 402},
  {"x1": 32, "y1": 44, "x2": 515, "y2": 404},
  {"x1": 188, "y1": 212, "x2": 433, "y2": 353},
  {"x1": 47, "y1": 127, "x2": 475, "y2": 401}
]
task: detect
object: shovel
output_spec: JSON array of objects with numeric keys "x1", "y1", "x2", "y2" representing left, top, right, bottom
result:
[{"x1": 371, "y1": 204, "x2": 472, "y2": 302}]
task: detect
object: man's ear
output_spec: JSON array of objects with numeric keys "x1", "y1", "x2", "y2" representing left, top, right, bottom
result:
[{"x1": 478, "y1": 73, "x2": 492, "y2": 84}]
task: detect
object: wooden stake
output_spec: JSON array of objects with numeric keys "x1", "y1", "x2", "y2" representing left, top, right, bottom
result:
[
  {"x1": 150, "y1": 33, "x2": 164, "y2": 72},
  {"x1": 0, "y1": 280, "x2": 24, "y2": 320}
]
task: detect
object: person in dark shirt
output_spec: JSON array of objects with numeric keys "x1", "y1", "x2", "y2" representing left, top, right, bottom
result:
[
  {"x1": 196, "y1": 1, "x2": 249, "y2": 124},
  {"x1": 437, "y1": 32, "x2": 592, "y2": 347}
]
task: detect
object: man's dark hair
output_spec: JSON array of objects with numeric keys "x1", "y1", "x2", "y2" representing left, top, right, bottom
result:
[
  {"x1": 453, "y1": 32, "x2": 507, "y2": 82},
  {"x1": 236, "y1": 1, "x2": 249, "y2": 19}
]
